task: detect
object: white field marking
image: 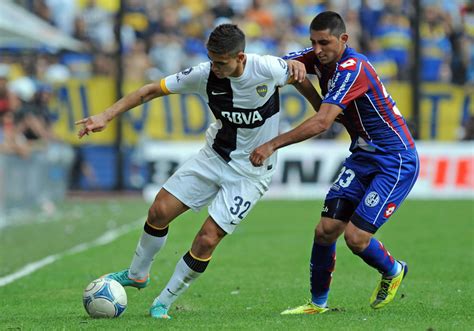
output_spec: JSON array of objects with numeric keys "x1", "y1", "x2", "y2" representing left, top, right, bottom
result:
[{"x1": 0, "y1": 217, "x2": 145, "y2": 287}]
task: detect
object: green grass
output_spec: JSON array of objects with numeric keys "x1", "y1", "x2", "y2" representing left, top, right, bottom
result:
[{"x1": 0, "y1": 199, "x2": 472, "y2": 330}]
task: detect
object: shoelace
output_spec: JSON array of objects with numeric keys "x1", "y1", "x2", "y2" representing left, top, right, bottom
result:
[
  {"x1": 377, "y1": 279, "x2": 390, "y2": 299},
  {"x1": 114, "y1": 271, "x2": 129, "y2": 282}
]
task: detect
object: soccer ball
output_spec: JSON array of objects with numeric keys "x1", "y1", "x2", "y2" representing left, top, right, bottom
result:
[{"x1": 83, "y1": 278, "x2": 127, "y2": 318}]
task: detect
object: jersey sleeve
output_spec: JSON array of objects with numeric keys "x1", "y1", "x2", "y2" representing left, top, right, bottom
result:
[
  {"x1": 163, "y1": 62, "x2": 209, "y2": 94},
  {"x1": 282, "y1": 47, "x2": 318, "y2": 75},
  {"x1": 257, "y1": 55, "x2": 291, "y2": 87},
  {"x1": 323, "y1": 57, "x2": 368, "y2": 109}
]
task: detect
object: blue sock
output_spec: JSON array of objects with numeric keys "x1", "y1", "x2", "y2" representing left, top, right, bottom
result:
[
  {"x1": 310, "y1": 241, "x2": 336, "y2": 307},
  {"x1": 355, "y1": 238, "x2": 398, "y2": 276}
]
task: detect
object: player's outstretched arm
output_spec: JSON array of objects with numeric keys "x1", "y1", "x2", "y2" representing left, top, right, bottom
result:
[
  {"x1": 250, "y1": 103, "x2": 342, "y2": 167},
  {"x1": 75, "y1": 82, "x2": 165, "y2": 138},
  {"x1": 293, "y1": 78, "x2": 322, "y2": 112},
  {"x1": 285, "y1": 60, "x2": 321, "y2": 112}
]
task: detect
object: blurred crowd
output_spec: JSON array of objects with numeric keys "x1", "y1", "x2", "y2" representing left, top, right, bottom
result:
[
  {"x1": 0, "y1": 0, "x2": 473, "y2": 159},
  {"x1": 1, "y1": 0, "x2": 473, "y2": 83}
]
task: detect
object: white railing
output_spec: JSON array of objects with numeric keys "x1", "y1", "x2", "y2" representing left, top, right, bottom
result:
[{"x1": 0, "y1": 143, "x2": 74, "y2": 227}]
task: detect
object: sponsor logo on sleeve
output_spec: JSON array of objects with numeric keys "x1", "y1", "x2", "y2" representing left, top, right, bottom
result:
[
  {"x1": 384, "y1": 203, "x2": 397, "y2": 218},
  {"x1": 282, "y1": 47, "x2": 313, "y2": 59},
  {"x1": 339, "y1": 58, "x2": 357, "y2": 71},
  {"x1": 182, "y1": 67, "x2": 193, "y2": 75},
  {"x1": 175, "y1": 67, "x2": 193, "y2": 83},
  {"x1": 278, "y1": 58, "x2": 287, "y2": 69}
]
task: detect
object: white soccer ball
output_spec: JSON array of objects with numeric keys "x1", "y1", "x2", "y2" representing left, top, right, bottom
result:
[{"x1": 83, "y1": 278, "x2": 127, "y2": 318}]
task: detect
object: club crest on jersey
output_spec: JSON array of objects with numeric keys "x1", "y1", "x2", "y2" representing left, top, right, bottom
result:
[
  {"x1": 365, "y1": 191, "x2": 380, "y2": 207},
  {"x1": 256, "y1": 85, "x2": 268, "y2": 97},
  {"x1": 384, "y1": 203, "x2": 397, "y2": 218},
  {"x1": 339, "y1": 58, "x2": 357, "y2": 71}
]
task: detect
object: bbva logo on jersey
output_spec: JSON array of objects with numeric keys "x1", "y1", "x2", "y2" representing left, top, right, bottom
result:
[
  {"x1": 221, "y1": 110, "x2": 263, "y2": 125},
  {"x1": 339, "y1": 58, "x2": 357, "y2": 71}
]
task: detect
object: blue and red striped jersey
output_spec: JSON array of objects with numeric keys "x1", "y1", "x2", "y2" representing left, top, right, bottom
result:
[{"x1": 284, "y1": 46, "x2": 416, "y2": 152}]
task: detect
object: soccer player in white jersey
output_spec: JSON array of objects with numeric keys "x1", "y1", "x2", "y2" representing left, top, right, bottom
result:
[{"x1": 76, "y1": 24, "x2": 316, "y2": 319}]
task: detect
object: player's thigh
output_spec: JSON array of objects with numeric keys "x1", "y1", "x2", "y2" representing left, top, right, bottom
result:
[
  {"x1": 162, "y1": 149, "x2": 221, "y2": 213},
  {"x1": 148, "y1": 188, "x2": 190, "y2": 225},
  {"x1": 324, "y1": 153, "x2": 372, "y2": 214},
  {"x1": 353, "y1": 150, "x2": 419, "y2": 233},
  {"x1": 209, "y1": 175, "x2": 271, "y2": 234}
]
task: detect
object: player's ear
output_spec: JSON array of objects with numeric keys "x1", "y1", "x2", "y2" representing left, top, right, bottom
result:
[
  {"x1": 236, "y1": 51, "x2": 245, "y2": 63},
  {"x1": 340, "y1": 33, "x2": 349, "y2": 44}
]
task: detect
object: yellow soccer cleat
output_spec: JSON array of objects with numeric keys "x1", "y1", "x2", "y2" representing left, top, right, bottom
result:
[
  {"x1": 370, "y1": 261, "x2": 408, "y2": 309},
  {"x1": 281, "y1": 301, "x2": 329, "y2": 315}
]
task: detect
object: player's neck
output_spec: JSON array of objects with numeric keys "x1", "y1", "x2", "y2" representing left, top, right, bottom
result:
[
  {"x1": 230, "y1": 54, "x2": 247, "y2": 78},
  {"x1": 329, "y1": 45, "x2": 348, "y2": 69},
  {"x1": 337, "y1": 44, "x2": 348, "y2": 61}
]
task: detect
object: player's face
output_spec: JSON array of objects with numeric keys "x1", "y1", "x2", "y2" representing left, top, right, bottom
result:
[
  {"x1": 310, "y1": 29, "x2": 348, "y2": 66},
  {"x1": 208, "y1": 51, "x2": 245, "y2": 78}
]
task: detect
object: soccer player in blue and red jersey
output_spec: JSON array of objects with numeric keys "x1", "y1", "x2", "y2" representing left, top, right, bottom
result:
[{"x1": 250, "y1": 11, "x2": 419, "y2": 314}]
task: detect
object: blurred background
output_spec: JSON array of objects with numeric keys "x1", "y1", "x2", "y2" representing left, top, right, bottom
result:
[{"x1": 0, "y1": 0, "x2": 472, "y2": 221}]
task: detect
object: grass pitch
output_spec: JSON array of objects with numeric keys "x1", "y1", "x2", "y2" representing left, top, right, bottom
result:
[{"x1": 0, "y1": 198, "x2": 472, "y2": 330}]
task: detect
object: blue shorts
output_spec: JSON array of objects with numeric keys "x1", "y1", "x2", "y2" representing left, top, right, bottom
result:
[{"x1": 324, "y1": 149, "x2": 419, "y2": 233}]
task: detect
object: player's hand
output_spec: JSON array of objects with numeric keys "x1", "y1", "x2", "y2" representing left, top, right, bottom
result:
[
  {"x1": 250, "y1": 143, "x2": 274, "y2": 167},
  {"x1": 286, "y1": 60, "x2": 306, "y2": 83},
  {"x1": 75, "y1": 113, "x2": 110, "y2": 139}
]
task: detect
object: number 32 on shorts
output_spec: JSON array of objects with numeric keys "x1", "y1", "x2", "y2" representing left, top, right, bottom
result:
[
  {"x1": 334, "y1": 166, "x2": 355, "y2": 188},
  {"x1": 230, "y1": 196, "x2": 251, "y2": 219}
]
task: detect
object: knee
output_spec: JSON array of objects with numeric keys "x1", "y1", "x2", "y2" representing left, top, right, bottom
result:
[
  {"x1": 315, "y1": 223, "x2": 338, "y2": 245},
  {"x1": 344, "y1": 231, "x2": 369, "y2": 253},
  {"x1": 195, "y1": 228, "x2": 222, "y2": 252},
  {"x1": 147, "y1": 200, "x2": 170, "y2": 226}
]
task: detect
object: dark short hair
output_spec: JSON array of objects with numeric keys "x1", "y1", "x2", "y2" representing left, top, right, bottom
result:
[
  {"x1": 206, "y1": 24, "x2": 245, "y2": 55},
  {"x1": 310, "y1": 11, "x2": 346, "y2": 37}
]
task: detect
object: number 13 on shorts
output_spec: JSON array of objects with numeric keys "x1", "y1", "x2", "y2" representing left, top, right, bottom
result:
[{"x1": 333, "y1": 166, "x2": 356, "y2": 189}]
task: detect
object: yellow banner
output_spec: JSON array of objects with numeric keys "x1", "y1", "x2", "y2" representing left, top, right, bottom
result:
[
  {"x1": 50, "y1": 78, "x2": 473, "y2": 145},
  {"x1": 388, "y1": 83, "x2": 473, "y2": 141}
]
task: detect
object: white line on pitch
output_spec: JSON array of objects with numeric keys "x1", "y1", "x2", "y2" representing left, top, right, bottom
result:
[{"x1": 0, "y1": 217, "x2": 145, "y2": 287}]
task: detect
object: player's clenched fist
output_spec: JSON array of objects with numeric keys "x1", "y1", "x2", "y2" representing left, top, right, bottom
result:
[
  {"x1": 75, "y1": 113, "x2": 110, "y2": 138},
  {"x1": 250, "y1": 143, "x2": 275, "y2": 167}
]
